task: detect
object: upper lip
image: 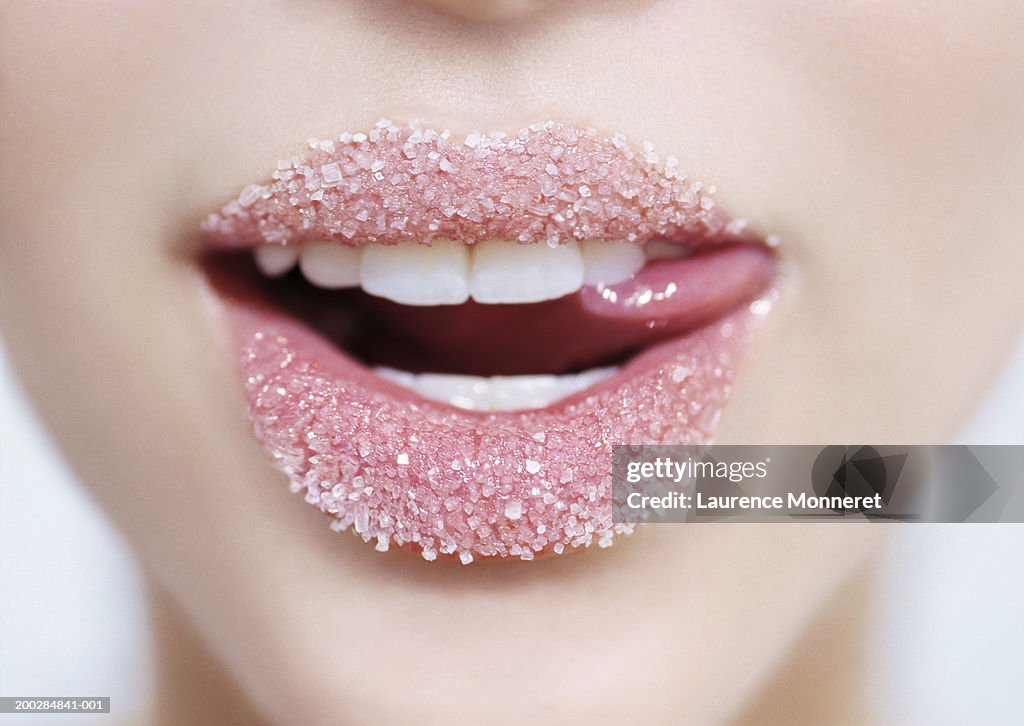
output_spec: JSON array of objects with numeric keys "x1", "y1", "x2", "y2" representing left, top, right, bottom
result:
[{"x1": 199, "y1": 118, "x2": 759, "y2": 251}]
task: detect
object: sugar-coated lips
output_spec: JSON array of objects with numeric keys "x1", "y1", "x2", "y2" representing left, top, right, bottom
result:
[{"x1": 200, "y1": 120, "x2": 778, "y2": 563}]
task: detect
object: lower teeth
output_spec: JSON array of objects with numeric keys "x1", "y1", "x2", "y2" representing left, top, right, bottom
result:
[{"x1": 374, "y1": 366, "x2": 617, "y2": 411}]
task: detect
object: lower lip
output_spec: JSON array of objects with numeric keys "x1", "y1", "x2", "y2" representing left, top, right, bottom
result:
[{"x1": 213, "y1": 248, "x2": 777, "y2": 564}]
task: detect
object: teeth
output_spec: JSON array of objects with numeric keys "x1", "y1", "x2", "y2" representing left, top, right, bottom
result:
[
  {"x1": 258, "y1": 239, "x2": 660, "y2": 304},
  {"x1": 580, "y1": 240, "x2": 645, "y2": 286},
  {"x1": 644, "y1": 239, "x2": 690, "y2": 260},
  {"x1": 254, "y1": 244, "x2": 299, "y2": 276},
  {"x1": 375, "y1": 367, "x2": 617, "y2": 411},
  {"x1": 299, "y1": 242, "x2": 362, "y2": 288},
  {"x1": 470, "y1": 239, "x2": 584, "y2": 304},
  {"x1": 360, "y1": 240, "x2": 469, "y2": 306}
]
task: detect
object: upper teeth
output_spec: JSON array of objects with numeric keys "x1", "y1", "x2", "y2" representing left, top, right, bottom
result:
[
  {"x1": 362, "y1": 240, "x2": 469, "y2": 305},
  {"x1": 254, "y1": 243, "x2": 300, "y2": 276},
  {"x1": 580, "y1": 239, "x2": 646, "y2": 286},
  {"x1": 643, "y1": 238, "x2": 690, "y2": 261},
  {"x1": 469, "y1": 239, "x2": 584, "y2": 304},
  {"x1": 297, "y1": 242, "x2": 361, "y2": 288},
  {"x1": 253, "y1": 239, "x2": 647, "y2": 306}
]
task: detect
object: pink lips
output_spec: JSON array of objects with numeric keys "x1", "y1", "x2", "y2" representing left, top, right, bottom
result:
[
  {"x1": 201, "y1": 119, "x2": 757, "y2": 249},
  {"x1": 201, "y1": 120, "x2": 778, "y2": 563}
]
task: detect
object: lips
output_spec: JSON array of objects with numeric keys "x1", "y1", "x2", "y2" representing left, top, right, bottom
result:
[{"x1": 200, "y1": 120, "x2": 778, "y2": 563}]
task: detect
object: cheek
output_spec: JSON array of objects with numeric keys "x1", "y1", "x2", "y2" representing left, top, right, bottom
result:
[{"x1": 617, "y1": 2, "x2": 1024, "y2": 442}]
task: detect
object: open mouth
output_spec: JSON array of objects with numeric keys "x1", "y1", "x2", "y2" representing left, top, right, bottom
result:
[{"x1": 200, "y1": 120, "x2": 778, "y2": 563}]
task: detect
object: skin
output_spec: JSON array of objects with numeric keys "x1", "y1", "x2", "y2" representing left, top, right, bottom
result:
[{"x1": 1, "y1": 1, "x2": 1021, "y2": 723}]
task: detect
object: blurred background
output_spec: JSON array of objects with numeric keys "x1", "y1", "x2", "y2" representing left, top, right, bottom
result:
[{"x1": 2, "y1": 333, "x2": 1023, "y2": 725}]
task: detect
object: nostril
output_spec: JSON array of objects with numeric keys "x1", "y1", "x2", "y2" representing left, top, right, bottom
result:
[{"x1": 411, "y1": 0, "x2": 552, "y2": 22}]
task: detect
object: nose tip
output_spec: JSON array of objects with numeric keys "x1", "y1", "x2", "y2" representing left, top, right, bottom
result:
[{"x1": 410, "y1": 0, "x2": 552, "y2": 21}]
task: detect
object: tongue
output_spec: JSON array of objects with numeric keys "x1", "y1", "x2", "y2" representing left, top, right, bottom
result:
[{"x1": 347, "y1": 245, "x2": 775, "y2": 376}]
